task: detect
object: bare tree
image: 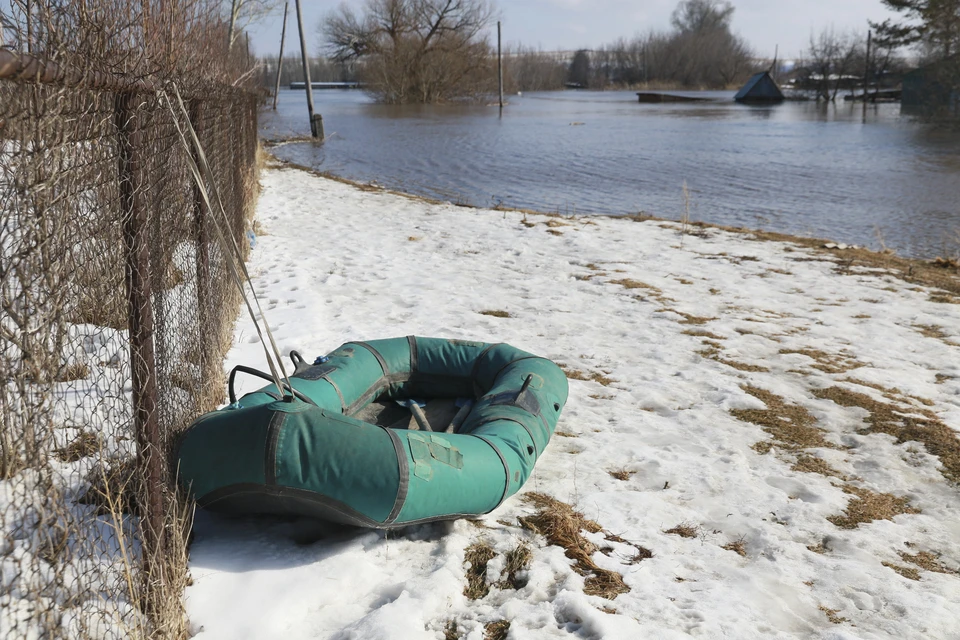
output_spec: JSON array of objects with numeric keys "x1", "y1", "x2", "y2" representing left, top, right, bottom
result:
[
  {"x1": 804, "y1": 28, "x2": 863, "y2": 101},
  {"x1": 322, "y1": 0, "x2": 496, "y2": 104},
  {"x1": 227, "y1": 0, "x2": 281, "y2": 50}
]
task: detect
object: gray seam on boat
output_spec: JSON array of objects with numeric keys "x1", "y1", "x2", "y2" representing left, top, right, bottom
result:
[
  {"x1": 471, "y1": 343, "x2": 500, "y2": 395},
  {"x1": 407, "y1": 335, "x2": 418, "y2": 374},
  {"x1": 472, "y1": 416, "x2": 539, "y2": 459},
  {"x1": 354, "y1": 341, "x2": 390, "y2": 376},
  {"x1": 474, "y1": 435, "x2": 511, "y2": 511},
  {"x1": 383, "y1": 427, "x2": 409, "y2": 524},
  {"x1": 322, "y1": 375, "x2": 347, "y2": 413},
  {"x1": 264, "y1": 411, "x2": 286, "y2": 485},
  {"x1": 344, "y1": 372, "x2": 475, "y2": 416}
]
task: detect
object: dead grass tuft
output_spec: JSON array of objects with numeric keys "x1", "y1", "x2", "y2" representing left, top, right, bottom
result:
[
  {"x1": 731, "y1": 386, "x2": 840, "y2": 453},
  {"x1": 554, "y1": 430, "x2": 578, "y2": 438},
  {"x1": 631, "y1": 547, "x2": 654, "y2": 563},
  {"x1": 56, "y1": 362, "x2": 91, "y2": 382},
  {"x1": 609, "y1": 278, "x2": 662, "y2": 294},
  {"x1": 914, "y1": 324, "x2": 952, "y2": 341},
  {"x1": 484, "y1": 621, "x2": 510, "y2": 640},
  {"x1": 608, "y1": 469, "x2": 636, "y2": 481},
  {"x1": 722, "y1": 536, "x2": 747, "y2": 557},
  {"x1": 497, "y1": 542, "x2": 533, "y2": 590},
  {"x1": 899, "y1": 550, "x2": 958, "y2": 576},
  {"x1": 778, "y1": 348, "x2": 865, "y2": 374},
  {"x1": 664, "y1": 522, "x2": 699, "y2": 539},
  {"x1": 790, "y1": 453, "x2": 846, "y2": 479},
  {"x1": 78, "y1": 457, "x2": 141, "y2": 516},
  {"x1": 813, "y1": 386, "x2": 960, "y2": 482},
  {"x1": 931, "y1": 256, "x2": 960, "y2": 270},
  {"x1": 464, "y1": 541, "x2": 497, "y2": 600},
  {"x1": 480, "y1": 309, "x2": 512, "y2": 318},
  {"x1": 673, "y1": 310, "x2": 717, "y2": 325},
  {"x1": 826, "y1": 485, "x2": 920, "y2": 529},
  {"x1": 683, "y1": 329, "x2": 725, "y2": 339},
  {"x1": 520, "y1": 493, "x2": 629, "y2": 599},
  {"x1": 929, "y1": 292, "x2": 960, "y2": 304},
  {"x1": 547, "y1": 229, "x2": 564, "y2": 236},
  {"x1": 444, "y1": 620, "x2": 461, "y2": 640},
  {"x1": 559, "y1": 363, "x2": 616, "y2": 387},
  {"x1": 819, "y1": 605, "x2": 849, "y2": 624},
  {"x1": 408, "y1": 236, "x2": 422, "y2": 242},
  {"x1": 55, "y1": 431, "x2": 101, "y2": 463},
  {"x1": 883, "y1": 562, "x2": 921, "y2": 581},
  {"x1": 807, "y1": 541, "x2": 828, "y2": 555}
]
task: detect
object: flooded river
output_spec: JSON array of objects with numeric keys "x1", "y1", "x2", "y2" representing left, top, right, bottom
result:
[{"x1": 261, "y1": 89, "x2": 960, "y2": 258}]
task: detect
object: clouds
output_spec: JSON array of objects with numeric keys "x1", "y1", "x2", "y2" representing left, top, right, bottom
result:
[{"x1": 250, "y1": 0, "x2": 901, "y2": 58}]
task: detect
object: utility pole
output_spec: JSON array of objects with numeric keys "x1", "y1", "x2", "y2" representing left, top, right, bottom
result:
[
  {"x1": 294, "y1": 0, "x2": 322, "y2": 139},
  {"x1": 498, "y1": 21, "x2": 503, "y2": 110},
  {"x1": 273, "y1": 1, "x2": 289, "y2": 110}
]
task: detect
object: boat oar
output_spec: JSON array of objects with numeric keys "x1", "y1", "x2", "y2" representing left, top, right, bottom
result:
[{"x1": 397, "y1": 398, "x2": 433, "y2": 432}]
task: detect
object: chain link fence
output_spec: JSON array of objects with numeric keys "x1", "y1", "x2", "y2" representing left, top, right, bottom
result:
[{"x1": 0, "y1": 4, "x2": 260, "y2": 637}]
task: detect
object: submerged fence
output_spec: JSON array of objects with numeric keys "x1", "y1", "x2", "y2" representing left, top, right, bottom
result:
[{"x1": 0, "y1": 49, "x2": 259, "y2": 638}]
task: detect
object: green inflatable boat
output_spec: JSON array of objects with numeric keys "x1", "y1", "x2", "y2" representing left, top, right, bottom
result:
[{"x1": 175, "y1": 337, "x2": 568, "y2": 529}]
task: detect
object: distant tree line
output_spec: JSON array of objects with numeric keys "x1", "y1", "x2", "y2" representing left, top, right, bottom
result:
[{"x1": 260, "y1": 53, "x2": 358, "y2": 86}]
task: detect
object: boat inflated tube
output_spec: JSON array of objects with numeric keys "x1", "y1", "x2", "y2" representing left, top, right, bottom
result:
[{"x1": 175, "y1": 336, "x2": 568, "y2": 529}]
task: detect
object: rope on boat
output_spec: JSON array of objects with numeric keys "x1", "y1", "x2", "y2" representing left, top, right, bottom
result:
[{"x1": 159, "y1": 84, "x2": 293, "y2": 400}]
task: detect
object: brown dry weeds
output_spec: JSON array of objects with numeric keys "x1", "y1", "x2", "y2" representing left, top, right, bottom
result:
[
  {"x1": 731, "y1": 386, "x2": 840, "y2": 454},
  {"x1": 813, "y1": 386, "x2": 960, "y2": 483},
  {"x1": 464, "y1": 541, "x2": 497, "y2": 600},
  {"x1": 778, "y1": 349, "x2": 865, "y2": 374},
  {"x1": 826, "y1": 485, "x2": 920, "y2": 529},
  {"x1": 520, "y1": 493, "x2": 630, "y2": 599}
]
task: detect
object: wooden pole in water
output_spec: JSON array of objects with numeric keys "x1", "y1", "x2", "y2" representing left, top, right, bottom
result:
[
  {"x1": 498, "y1": 21, "x2": 503, "y2": 110},
  {"x1": 294, "y1": 0, "x2": 322, "y2": 139},
  {"x1": 273, "y1": 1, "x2": 289, "y2": 110}
]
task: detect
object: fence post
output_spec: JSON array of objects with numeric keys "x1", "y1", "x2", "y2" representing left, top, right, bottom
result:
[{"x1": 115, "y1": 91, "x2": 163, "y2": 601}]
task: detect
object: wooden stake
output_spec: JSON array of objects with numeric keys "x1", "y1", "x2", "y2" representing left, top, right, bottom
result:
[
  {"x1": 864, "y1": 30, "x2": 872, "y2": 111},
  {"x1": 273, "y1": 1, "x2": 289, "y2": 110},
  {"x1": 294, "y1": 0, "x2": 321, "y2": 139}
]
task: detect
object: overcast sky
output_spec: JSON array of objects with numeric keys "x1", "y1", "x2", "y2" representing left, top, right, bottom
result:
[{"x1": 247, "y1": 0, "x2": 901, "y2": 60}]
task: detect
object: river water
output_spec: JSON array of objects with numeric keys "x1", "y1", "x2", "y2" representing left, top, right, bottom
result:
[{"x1": 261, "y1": 89, "x2": 960, "y2": 258}]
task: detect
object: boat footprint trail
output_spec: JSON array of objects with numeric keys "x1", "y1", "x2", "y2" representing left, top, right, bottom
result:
[{"x1": 186, "y1": 164, "x2": 960, "y2": 640}]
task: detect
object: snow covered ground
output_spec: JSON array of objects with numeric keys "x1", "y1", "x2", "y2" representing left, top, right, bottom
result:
[{"x1": 185, "y1": 163, "x2": 960, "y2": 640}]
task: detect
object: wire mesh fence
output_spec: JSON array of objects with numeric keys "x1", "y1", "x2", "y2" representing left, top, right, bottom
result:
[{"x1": 0, "y1": 4, "x2": 260, "y2": 637}]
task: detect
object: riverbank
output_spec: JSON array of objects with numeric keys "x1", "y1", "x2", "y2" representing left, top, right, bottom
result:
[{"x1": 186, "y1": 161, "x2": 960, "y2": 639}]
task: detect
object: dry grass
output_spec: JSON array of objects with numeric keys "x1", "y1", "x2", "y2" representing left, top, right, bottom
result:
[
  {"x1": 664, "y1": 522, "x2": 699, "y2": 539},
  {"x1": 608, "y1": 469, "x2": 636, "y2": 481},
  {"x1": 778, "y1": 348, "x2": 865, "y2": 374},
  {"x1": 731, "y1": 386, "x2": 840, "y2": 454},
  {"x1": 444, "y1": 620, "x2": 460, "y2": 640},
  {"x1": 790, "y1": 453, "x2": 845, "y2": 479},
  {"x1": 929, "y1": 292, "x2": 960, "y2": 304},
  {"x1": 484, "y1": 620, "x2": 510, "y2": 640},
  {"x1": 479, "y1": 310, "x2": 512, "y2": 318},
  {"x1": 807, "y1": 541, "x2": 829, "y2": 555},
  {"x1": 407, "y1": 236, "x2": 422, "y2": 242},
  {"x1": 883, "y1": 561, "x2": 921, "y2": 581},
  {"x1": 913, "y1": 324, "x2": 952, "y2": 341},
  {"x1": 554, "y1": 430, "x2": 578, "y2": 438},
  {"x1": 609, "y1": 278, "x2": 662, "y2": 294},
  {"x1": 55, "y1": 362, "x2": 91, "y2": 382},
  {"x1": 698, "y1": 346, "x2": 770, "y2": 372},
  {"x1": 520, "y1": 493, "x2": 630, "y2": 599},
  {"x1": 630, "y1": 547, "x2": 654, "y2": 563},
  {"x1": 683, "y1": 329, "x2": 726, "y2": 339},
  {"x1": 672, "y1": 310, "x2": 717, "y2": 326},
  {"x1": 819, "y1": 605, "x2": 849, "y2": 624},
  {"x1": 813, "y1": 386, "x2": 960, "y2": 482},
  {"x1": 497, "y1": 542, "x2": 533, "y2": 590},
  {"x1": 78, "y1": 457, "x2": 141, "y2": 516},
  {"x1": 899, "y1": 550, "x2": 958, "y2": 575},
  {"x1": 722, "y1": 536, "x2": 747, "y2": 557},
  {"x1": 55, "y1": 431, "x2": 101, "y2": 463},
  {"x1": 463, "y1": 541, "x2": 497, "y2": 600},
  {"x1": 826, "y1": 485, "x2": 920, "y2": 529},
  {"x1": 547, "y1": 229, "x2": 564, "y2": 236},
  {"x1": 558, "y1": 363, "x2": 616, "y2": 387}
]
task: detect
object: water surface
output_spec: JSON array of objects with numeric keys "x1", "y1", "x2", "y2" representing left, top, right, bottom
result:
[{"x1": 262, "y1": 89, "x2": 960, "y2": 258}]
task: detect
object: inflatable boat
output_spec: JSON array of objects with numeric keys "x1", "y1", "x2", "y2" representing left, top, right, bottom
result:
[{"x1": 175, "y1": 337, "x2": 568, "y2": 529}]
